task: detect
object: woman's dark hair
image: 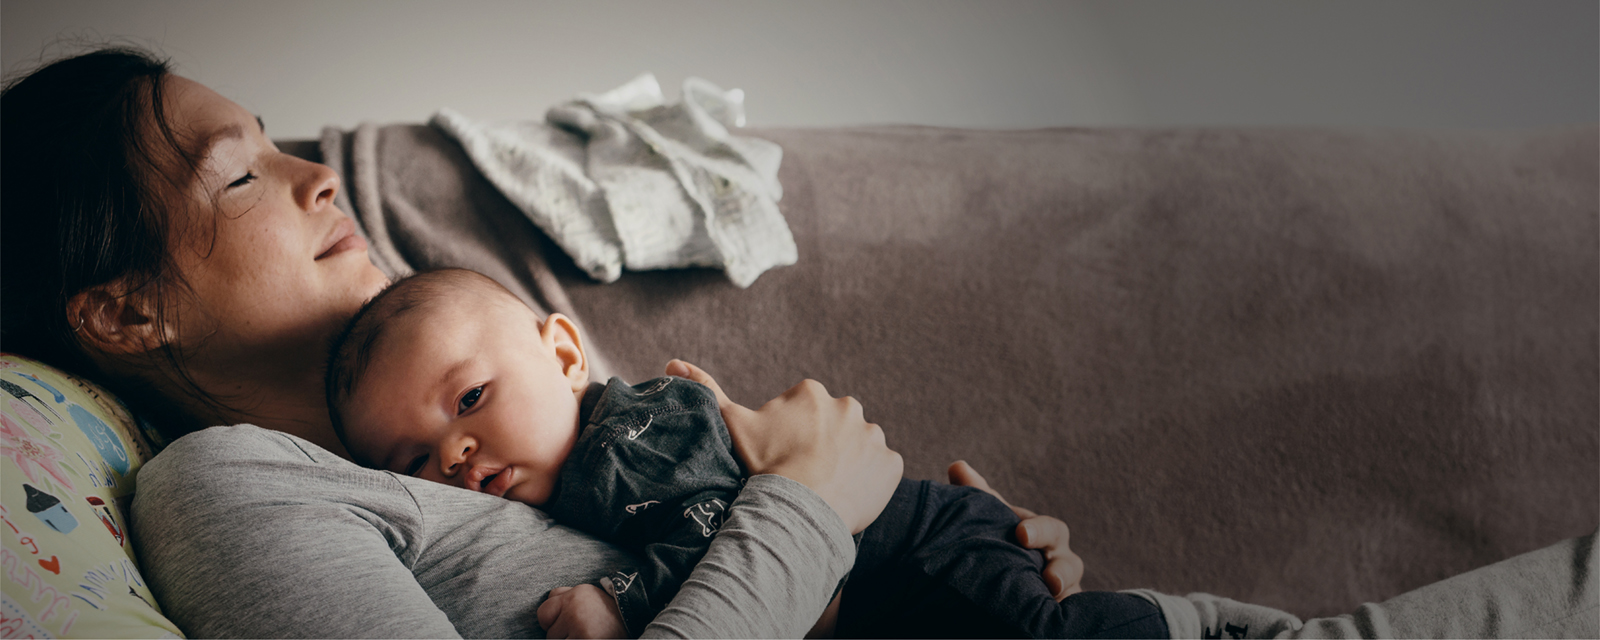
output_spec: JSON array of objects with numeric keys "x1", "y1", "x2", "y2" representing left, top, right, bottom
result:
[{"x1": 1, "y1": 46, "x2": 205, "y2": 435}]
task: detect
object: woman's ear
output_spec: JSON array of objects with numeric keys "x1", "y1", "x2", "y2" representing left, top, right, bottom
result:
[
  {"x1": 540, "y1": 313, "x2": 589, "y2": 391},
  {"x1": 66, "y1": 283, "x2": 166, "y2": 357}
]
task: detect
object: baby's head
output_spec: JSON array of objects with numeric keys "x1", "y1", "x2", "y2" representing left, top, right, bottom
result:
[{"x1": 325, "y1": 268, "x2": 589, "y2": 505}]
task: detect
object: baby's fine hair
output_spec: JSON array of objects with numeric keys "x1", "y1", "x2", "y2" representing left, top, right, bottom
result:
[{"x1": 323, "y1": 268, "x2": 520, "y2": 451}]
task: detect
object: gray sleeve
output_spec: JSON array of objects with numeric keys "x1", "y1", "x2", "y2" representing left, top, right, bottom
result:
[
  {"x1": 409, "y1": 472, "x2": 855, "y2": 638},
  {"x1": 1125, "y1": 530, "x2": 1598, "y2": 639},
  {"x1": 132, "y1": 426, "x2": 461, "y2": 639},
  {"x1": 642, "y1": 474, "x2": 856, "y2": 639},
  {"x1": 1125, "y1": 589, "x2": 1305, "y2": 639},
  {"x1": 134, "y1": 426, "x2": 855, "y2": 639}
]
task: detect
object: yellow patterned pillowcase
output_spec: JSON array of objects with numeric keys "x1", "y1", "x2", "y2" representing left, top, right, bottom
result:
[{"x1": 1, "y1": 354, "x2": 183, "y2": 638}]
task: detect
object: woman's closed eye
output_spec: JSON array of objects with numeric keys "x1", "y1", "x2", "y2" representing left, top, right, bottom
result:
[
  {"x1": 226, "y1": 171, "x2": 257, "y2": 189},
  {"x1": 458, "y1": 385, "x2": 484, "y2": 415}
]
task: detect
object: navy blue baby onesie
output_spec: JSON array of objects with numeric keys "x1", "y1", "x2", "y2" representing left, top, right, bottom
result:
[
  {"x1": 543, "y1": 377, "x2": 743, "y2": 634},
  {"x1": 543, "y1": 377, "x2": 1168, "y2": 638}
]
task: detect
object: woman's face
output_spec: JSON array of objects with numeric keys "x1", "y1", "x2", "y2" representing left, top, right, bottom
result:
[{"x1": 157, "y1": 76, "x2": 389, "y2": 369}]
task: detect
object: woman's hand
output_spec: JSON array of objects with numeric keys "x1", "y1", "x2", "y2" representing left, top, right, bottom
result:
[
  {"x1": 948, "y1": 460, "x2": 1084, "y2": 601},
  {"x1": 666, "y1": 360, "x2": 903, "y2": 534}
]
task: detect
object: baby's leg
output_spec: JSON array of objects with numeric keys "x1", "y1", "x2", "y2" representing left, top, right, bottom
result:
[{"x1": 836, "y1": 479, "x2": 1166, "y2": 639}]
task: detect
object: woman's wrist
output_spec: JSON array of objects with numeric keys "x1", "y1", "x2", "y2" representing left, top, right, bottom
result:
[
  {"x1": 645, "y1": 474, "x2": 855, "y2": 638},
  {"x1": 743, "y1": 474, "x2": 855, "y2": 545},
  {"x1": 664, "y1": 361, "x2": 903, "y2": 534}
]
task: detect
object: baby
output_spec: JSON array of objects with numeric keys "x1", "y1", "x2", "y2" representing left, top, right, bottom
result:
[{"x1": 325, "y1": 268, "x2": 1167, "y2": 639}]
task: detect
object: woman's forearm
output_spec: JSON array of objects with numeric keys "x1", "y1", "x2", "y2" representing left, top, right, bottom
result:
[
  {"x1": 132, "y1": 425, "x2": 464, "y2": 638},
  {"x1": 136, "y1": 427, "x2": 854, "y2": 638},
  {"x1": 642, "y1": 474, "x2": 856, "y2": 638}
]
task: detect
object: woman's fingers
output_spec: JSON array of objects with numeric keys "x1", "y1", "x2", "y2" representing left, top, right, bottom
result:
[
  {"x1": 1048, "y1": 552, "x2": 1085, "y2": 598},
  {"x1": 668, "y1": 359, "x2": 753, "y2": 432},
  {"x1": 666, "y1": 359, "x2": 735, "y2": 408},
  {"x1": 949, "y1": 460, "x2": 1082, "y2": 601},
  {"x1": 1017, "y1": 515, "x2": 1084, "y2": 600},
  {"x1": 947, "y1": 460, "x2": 1037, "y2": 519},
  {"x1": 947, "y1": 460, "x2": 997, "y2": 498},
  {"x1": 670, "y1": 359, "x2": 767, "y2": 474},
  {"x1": 1016, "y1": 515, "x2": 1070, "y2": 550}
]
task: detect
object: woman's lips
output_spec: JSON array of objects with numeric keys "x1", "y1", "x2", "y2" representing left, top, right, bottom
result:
[{"x1": 315, "y1": 219, "x2": 367, "y2": 260}]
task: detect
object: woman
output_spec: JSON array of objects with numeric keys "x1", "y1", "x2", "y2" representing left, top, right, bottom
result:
[{"x1": 1, "y1": 47, "x2": 1083, "y2": 637}]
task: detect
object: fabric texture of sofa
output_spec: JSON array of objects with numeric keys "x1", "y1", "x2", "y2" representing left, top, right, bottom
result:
[{"x1": 306, "y1": 122, "x2": 1599, "y2": 620}]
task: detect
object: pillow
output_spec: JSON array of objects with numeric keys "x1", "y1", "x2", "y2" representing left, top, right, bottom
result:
[{"x1": 0, "y1": 353, "x2": 183, "y2": 638}]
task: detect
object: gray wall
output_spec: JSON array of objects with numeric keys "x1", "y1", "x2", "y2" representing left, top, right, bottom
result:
[{"x1": 4, "y1": 0, "x2": 1596, "y2": 139}]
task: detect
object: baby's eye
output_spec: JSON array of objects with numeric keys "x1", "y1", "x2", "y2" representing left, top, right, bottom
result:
[
  {"x1": 458, "y1": 386, "x2": 484, "y2": 414},
  {"x1": 404, "y1": 454, "x2": 428, "y2": 477}
]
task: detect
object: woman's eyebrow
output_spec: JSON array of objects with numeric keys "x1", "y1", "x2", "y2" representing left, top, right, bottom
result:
[
  {"x1": 199, "y1": 124, "x2": 242, "y2": 157},
  {"x1": 197, "y1": 116, "x2": 265, "y2": 160}
]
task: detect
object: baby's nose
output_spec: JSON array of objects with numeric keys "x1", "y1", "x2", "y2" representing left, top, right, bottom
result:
[{"x1": 443, "y1": 441, "x2": 476, "y2": 472}]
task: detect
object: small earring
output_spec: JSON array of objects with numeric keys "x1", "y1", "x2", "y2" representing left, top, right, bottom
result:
[{"x1": 72, "y1": 317, "x2": 86, "y2": 333}]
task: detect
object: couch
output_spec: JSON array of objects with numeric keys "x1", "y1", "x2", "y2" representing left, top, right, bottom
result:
[{"x1": 4, "y1": 122, "x2": 1595, "y2": 636}]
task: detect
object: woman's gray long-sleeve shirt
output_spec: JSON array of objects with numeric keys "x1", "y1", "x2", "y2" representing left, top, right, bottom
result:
[{"x1": 130, "y1": 425, "x2": 856, "y2": 638}]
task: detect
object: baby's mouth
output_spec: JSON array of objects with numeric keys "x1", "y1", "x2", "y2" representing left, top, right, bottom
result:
[
  {"x1": 483, "y1": 466, "x2": 516, "y2": 498},
  {"x1": 462, "y1": 464, "x2": 500, "y2": 493}
]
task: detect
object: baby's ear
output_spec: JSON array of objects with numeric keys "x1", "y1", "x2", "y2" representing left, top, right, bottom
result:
[{"x1": 541, "y1": 313, "x2": 589, "y2": 391}]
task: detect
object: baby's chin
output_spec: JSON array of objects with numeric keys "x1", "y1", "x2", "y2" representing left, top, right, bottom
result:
[{"x1": 507, "y1": 472, "x2": 560, "y2": 507}]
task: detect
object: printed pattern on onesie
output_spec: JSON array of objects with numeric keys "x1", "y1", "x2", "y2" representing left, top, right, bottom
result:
[{"x1": 543, "y1": 376, "x2": 745, "y2": 636}]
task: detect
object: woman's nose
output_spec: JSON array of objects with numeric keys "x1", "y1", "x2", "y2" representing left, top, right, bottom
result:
[{"x1": 291, "y1": 156, "x2": 340, "y2": 213}]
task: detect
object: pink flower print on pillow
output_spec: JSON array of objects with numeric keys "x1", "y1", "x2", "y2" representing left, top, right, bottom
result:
[
  {"x1": 1, "y1": 412, "x2": 75, "y2": 491},
  {"x1": 8, "y1": 397, "x2": 58, "y2": 437}
]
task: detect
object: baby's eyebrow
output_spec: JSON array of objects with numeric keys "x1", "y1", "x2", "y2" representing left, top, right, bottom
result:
[{"x1": 436, "y1": 359, "x2": 472, "y2": 396}]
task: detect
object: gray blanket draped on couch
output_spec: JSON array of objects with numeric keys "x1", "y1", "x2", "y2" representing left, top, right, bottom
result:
[{"x1": 290, "y1": 122, "x2": 1598, "y2": 619}]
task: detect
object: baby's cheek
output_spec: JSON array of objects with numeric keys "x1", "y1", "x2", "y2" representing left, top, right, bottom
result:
[{"x1": 518, "y1": 465, "x2": 564, "y2": 506}]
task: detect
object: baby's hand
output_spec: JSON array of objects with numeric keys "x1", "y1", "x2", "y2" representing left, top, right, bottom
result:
[{"x1": 537, "y1": 583, "x2": 628, "y2": 639}]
